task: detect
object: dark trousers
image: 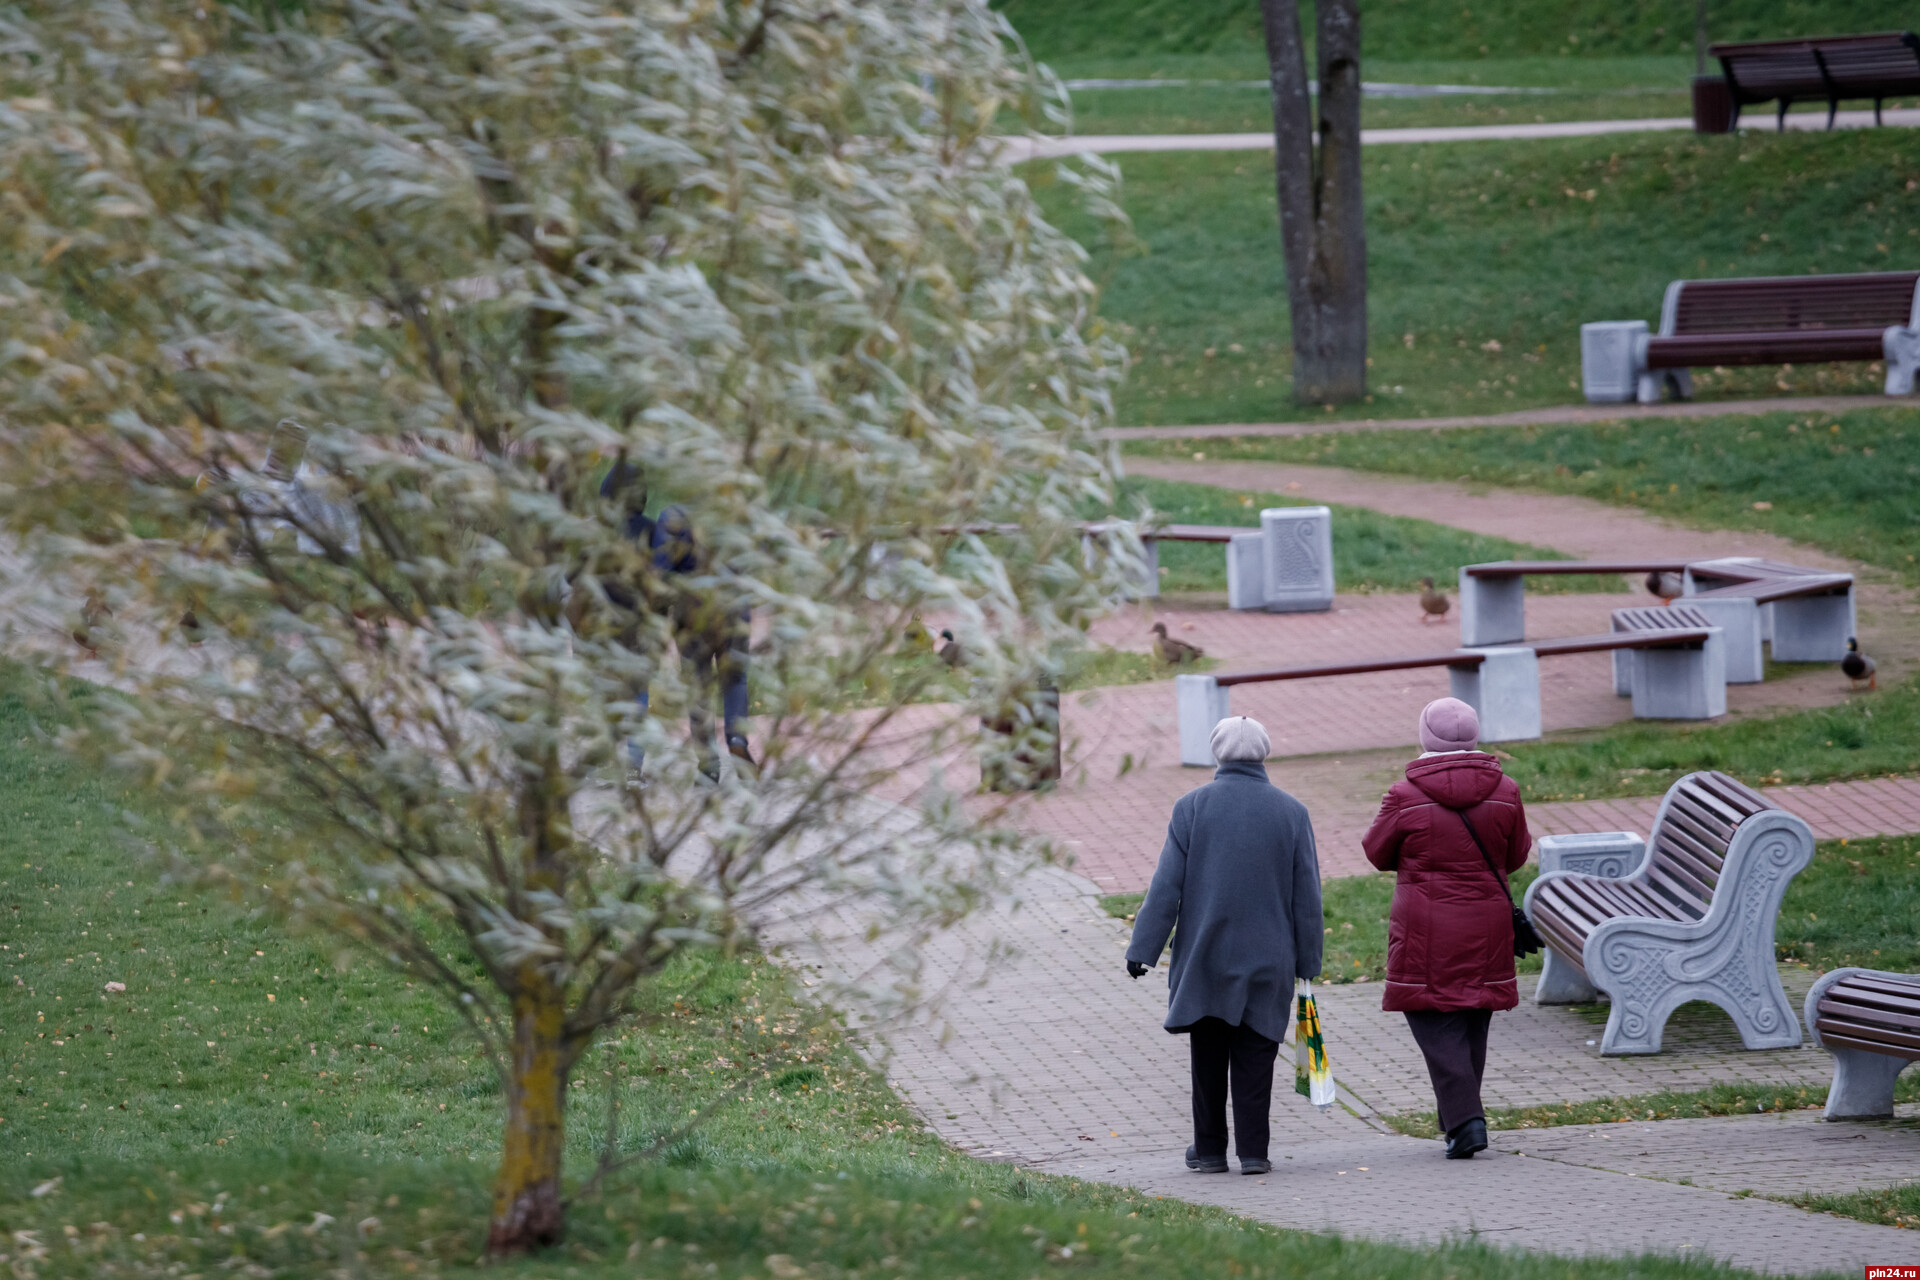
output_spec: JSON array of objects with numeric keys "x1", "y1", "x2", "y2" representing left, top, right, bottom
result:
[
  {"x1": 1188, "y1": 1017, "x2": 1279, "y2": 1160},
  {"x1": 1404, "y1": 1009, "x2": 1492, "y2": 1135}
]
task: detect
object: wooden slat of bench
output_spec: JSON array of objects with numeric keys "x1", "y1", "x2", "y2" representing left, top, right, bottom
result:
[
  {"x1": 1690, "y1": 574, "x2": 1854, "y2": 605},
  {"x1": 1463, "y1": 560, "x2": 1688, "y2": 577},
  {"x1": 1816, "y1": 1027, "x2": 1920, "y2": 1060},
  {"x1": 1701, "y1": 769, "x2": 1772, "y2": 812},
  {"x1": 1582, "y1": 874, "x2": 1691, "y2": 923},
  {"x1": 1817, "y1": 1017, "x2": 1920, "y2": 1056},
  {"x1": 1213, "y1": 650, "x2": 1484, "y2": 687},
  {"x1": 1646, "y1": 331, "x2": 1888, "y2": 369},
  {"x1": 1820, "y1": 995, "x2": 1920, "y2": 1032},
  {"x1": 1658, "y1": 823, "x2": 1729, "y2": 885},
  {"x1": 1831, "y1": 974, "x2": 1920, "y2": 1002},
  {"x1": 1682, "y1": 777, "x2": 1757, "y2": 826},
  {"x1": 1650, "y1": 836, "x2": 1722, "y2": 905},
  {"x1": 1829, "y1": 978, "x2": 1920, "y2": 1013},
  {"x1": 1643, "y1": 862, "x2": 1713, "y2": 920},
  {"x1": 1670, "y1": 274, "x2": 1918, "y2": 333},
  {"x1": 1666, "y1": 793, "x2": 1738, "y2": 846},
  {"x1": 1533, "y1": 881, "x2": 1613, "y2": 935},
  {"x1": 1527, "y1": 629, "x2": 1714, "y2": 656}
]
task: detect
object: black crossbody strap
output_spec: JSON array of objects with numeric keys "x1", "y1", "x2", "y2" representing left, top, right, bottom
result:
[{"x1": 1453, "y1": 807, "x2": 1510, "y2": 899}]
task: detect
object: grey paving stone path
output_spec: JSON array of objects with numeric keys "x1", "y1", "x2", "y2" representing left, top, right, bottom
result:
[
  {"x1": 773, "y1": 854, "x2": 1920, "y2": 1276},
  {"x1": 1102, "y1": 394, "x2": 1897, "y2": 441}
]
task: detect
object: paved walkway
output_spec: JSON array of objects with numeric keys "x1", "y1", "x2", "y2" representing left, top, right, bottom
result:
[
  {"x1": 1102, "y1": 394, "x2": 1901, "y2": 441},
  {"x1": 999, "y1": 107, "x2": 1920, "y2": 161},
  {"x1": 778, "y1": 857, "x2": 1920, "y2": 1275}
]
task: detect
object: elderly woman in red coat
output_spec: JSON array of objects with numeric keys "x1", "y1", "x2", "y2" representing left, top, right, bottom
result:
[{"x1": 1362, "y1": 696, "x2": 1531, "y2": 1160}]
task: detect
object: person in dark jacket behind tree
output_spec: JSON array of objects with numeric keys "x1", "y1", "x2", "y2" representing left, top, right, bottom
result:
[
  {"x1": 1362, "y1": 696, "x2": 1531, "y2": 1160},
  {"x1": 1125, "y1": 715, "x2": 1324, "y2": 1177}
]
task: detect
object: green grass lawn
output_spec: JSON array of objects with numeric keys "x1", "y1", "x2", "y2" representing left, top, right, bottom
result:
[
  {"x1": 1033, "y1": 130, "x2": 1920, "y2": 425},
  {"x1": 1384, "y1": 1075, "x2": 1920, "y2": 1141},
  {"x1": 1121, "y1": 406, "x2": 1920, "y2": 586},
  {"x1": 1105, "y1": 475, "x2": 1614, "y2": 593},
  {"x1": 997, "y1": 0, "x2": 1918, "y2": 67},
  {"x1": 7, "y1": 671, "x2": 1839, "y2": 1278},
  {"x1": 1498, "y1": 678, "x2": 1920, "y2": 802}
]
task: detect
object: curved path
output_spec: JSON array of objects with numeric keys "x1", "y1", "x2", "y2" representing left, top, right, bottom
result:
[
  {"x1": 1102, "y1": 394, "x2": 1900, "y2": 440},
  {"x1": 999, "y1": 107, "x2": 1920, "y2": 162}
]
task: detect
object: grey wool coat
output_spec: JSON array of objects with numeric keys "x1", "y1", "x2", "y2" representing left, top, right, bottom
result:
[{"x1": 1125, "y1": 759, "x2": 1325, "y2": 1044}]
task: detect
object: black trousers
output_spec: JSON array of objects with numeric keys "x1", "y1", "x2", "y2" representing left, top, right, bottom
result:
[
  {"x1": 1404, "y1": 1009, "x2": 1492, "y2": 1135},
  {"x1": 1188, "y1": 1017, "x2": 1280, "y2": 1160}
]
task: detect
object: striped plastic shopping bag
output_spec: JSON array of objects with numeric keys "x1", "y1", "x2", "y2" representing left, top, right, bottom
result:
[{"x1": 1294, "y1": 978, "x2": 1337, "y2": 1112}]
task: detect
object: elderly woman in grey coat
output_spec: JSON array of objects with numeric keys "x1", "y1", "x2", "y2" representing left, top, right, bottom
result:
[{"x1": 1125, "y1": 715, "x2": 1324, "y2": 1176}]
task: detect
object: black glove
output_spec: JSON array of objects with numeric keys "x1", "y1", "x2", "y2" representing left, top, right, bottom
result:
[{"x1": 1126, "y1": 961, "x2": 1148, "y2": 979}]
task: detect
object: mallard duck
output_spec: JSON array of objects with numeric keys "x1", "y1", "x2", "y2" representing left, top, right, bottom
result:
[
  {"x1": 938, "y1": 629, "x2": 967, "y2": 668},
  {"x1": 1150, "y1": 621, "x2": 1204, "y2": 664},
  {"x1": 903, "y1": 614, "x2": 934, "y2": 653},
  {"x1": 1842, "y1": 637, "x2": 1876, "y2": 691},
  {"x1": 1418, "y1": 577, "x2": 1450, "y2": 625},
  {"x1": 1645, "y1": 571, "x2": 1686, "y2": 603}
]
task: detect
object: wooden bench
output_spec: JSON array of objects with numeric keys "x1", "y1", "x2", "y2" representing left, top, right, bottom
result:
[
  {"x1": 1610, "y1": 604, "x2": 1733, "y2": 700},
  {"x1": 1803, "y1": 968, "x2": 1920, "y2": 1118},
  {"x1": 1712, "y1": 32, "x2": 1920, "y2": 131},
  {"x1": 1523, "y1": 771, "x2": 1813, "y2": 1055},
  {"x1": 1176, "y1": 625, "x2": 1722, "y2": 764},
  {"x1": 1458, "y1": 559, "x2": 1688, "y2": 646},
  {"x1": 1581, "y1": 271, "x2": 1920, "y2": 404}
]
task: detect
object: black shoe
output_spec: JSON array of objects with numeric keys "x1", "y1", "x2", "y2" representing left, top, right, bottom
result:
[
  {"x1": 1444, "y1": 1117, "x2": 1488, "y2": 1160},
  {"x1": 1239, "y1": 1157, "x2": 1271, "y2": 1175},
  {"x1": 1184, "y1": 1145, "x2": 1228, "y2": 1174}
]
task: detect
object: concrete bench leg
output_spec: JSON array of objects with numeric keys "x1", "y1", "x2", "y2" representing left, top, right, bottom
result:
[
  {"x1": 1458, "y1": 571, "x2": 1525, "y2": 646},
  {"x1": 1823, "y1": 1048, "x2": 1911, "y2": 1119},
  {"x1": 1261, "y1": 506, "x2": 1334, "y2": 614},
  {"x1": 1449, "y1": 647, "x2": 1541, "y2": 742},
  {"x1": 1629, "y1": 629, "x2": 1726, "y2": 720},
  {"x1": 1771, "y1": 594, "x2": 1851, "y2": 662},
  {"x1": 1885, "y1": 325, "x2": 1920, "y2": 395},
  {"x1": 1533, "y1": 832, "x2": 1645, "y2": 1004},
  {"x1": 1686, "y1": 596, "x2": 1763, "y2": 683},
  {"x1": 1226, "y1": 532, "x2": 1266, "y2": 610},
  {"x1": 1581, "y1": 320, "x2": 1648, "y2": 403},
  {"x1": 1177, "y1": 674, "x2": 1229, "y2": 767}
]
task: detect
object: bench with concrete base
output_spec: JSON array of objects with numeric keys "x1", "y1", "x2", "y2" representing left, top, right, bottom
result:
[
  {"x1": 1175, "y1": 624, "x2": 1721, "y2": 766},
  {"x1": 1581, "y1": 270, "x2": 1920, "y2": 404},
  {"x1": 1533, "y1": 831, "x2": 1649, "y2": 1004},
  {"x1": 1685, "y1": 558, "x2": 1856, "y2": 664},
  {"x1": 1459, "y1": 560, "x2": 1689, "y2": 647},
  {"x1": 1609, "y1": 605, "x2": 1733, "y2": 707},
  {"x1": 1085, "y1": 509, "x2": 1333, "y2": 613},
  {"x1": 1524, "y1": 771, "x2": 1813, "y2": 1055},
  {"x1": 1804, "y1": 968, "x2": 1920, "y2": 1119}
]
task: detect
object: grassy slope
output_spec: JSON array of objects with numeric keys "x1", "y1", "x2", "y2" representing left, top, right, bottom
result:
[
  {"x1": 1120, "y1": 407, "x2": 1920, "y2": 586},
  {"x1": 1498, "y1": 678, "x2": 1920, "y2": 802},
  {"x1": 1033, "y1": 130, "x2": 1920, "y2": 425},
  {"x1": 4, "y1": 673, "x2": 1822, "y2": 1278},
  {"x1": 997, "y1": 0, "x2": 1919, "y2": 65},
  {"x1": 1108, "y1": 475, "x2": 1613, "y2": 593}
]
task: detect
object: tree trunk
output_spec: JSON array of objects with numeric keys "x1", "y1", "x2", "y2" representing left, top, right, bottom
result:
[
  {"x1": 487, "y1": 983, "x2": 569, "y2": 1256},
  {"x1": 1260, "y1": 0, "x2": 1368, "y2": 406}
]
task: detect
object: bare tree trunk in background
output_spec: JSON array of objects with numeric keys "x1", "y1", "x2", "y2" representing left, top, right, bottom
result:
[
  {"x1": 487, "y1": 977, "x2": 571, "y2": 1256},
  {"x1": 1260, "y1": 0, "x2": 1368, "y2": 406},
  {"x1": 1695, "y1": 0, "x2": 1709, "y2": 76}
]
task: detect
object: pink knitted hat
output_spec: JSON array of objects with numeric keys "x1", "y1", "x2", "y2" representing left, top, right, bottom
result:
[{"x1": 1418, "y1": 697, "x2": 1479, "y2": 753}]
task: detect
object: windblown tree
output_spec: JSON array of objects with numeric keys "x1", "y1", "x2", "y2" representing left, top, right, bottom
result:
[
  {"x1": 1259, "y1": 0, "x2": 1368, "y2": 405},
  {"x1": 0, "y1": 0, "x2": 1128, "y2": 1255}
]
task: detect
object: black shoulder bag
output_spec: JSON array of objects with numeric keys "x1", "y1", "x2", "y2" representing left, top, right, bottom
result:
[{"x1": 1454, "y1": 809, "x2": 1542, "y2": 958}]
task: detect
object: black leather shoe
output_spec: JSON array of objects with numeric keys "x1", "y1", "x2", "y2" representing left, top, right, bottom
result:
[
  {"x1": 1239, "y1": 1157, "x2": 1272, "y2": 1175},
  {"x1": 1184, "y1": 1145, "x2": 1228, "y2": 1173},
  {"x1": 1444, "y1": 1117, "x2": 1488, "y2": 1159}
]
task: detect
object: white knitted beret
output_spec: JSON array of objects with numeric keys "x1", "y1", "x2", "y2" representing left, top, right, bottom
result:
[{"x1": 1209, "y1": 715, "x2": 1271, "y2": 763}]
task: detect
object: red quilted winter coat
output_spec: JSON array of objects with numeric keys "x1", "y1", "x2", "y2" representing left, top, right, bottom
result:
[{"x1": 1361, "y1": 752, "x2": 1532, "y2": 1012}]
